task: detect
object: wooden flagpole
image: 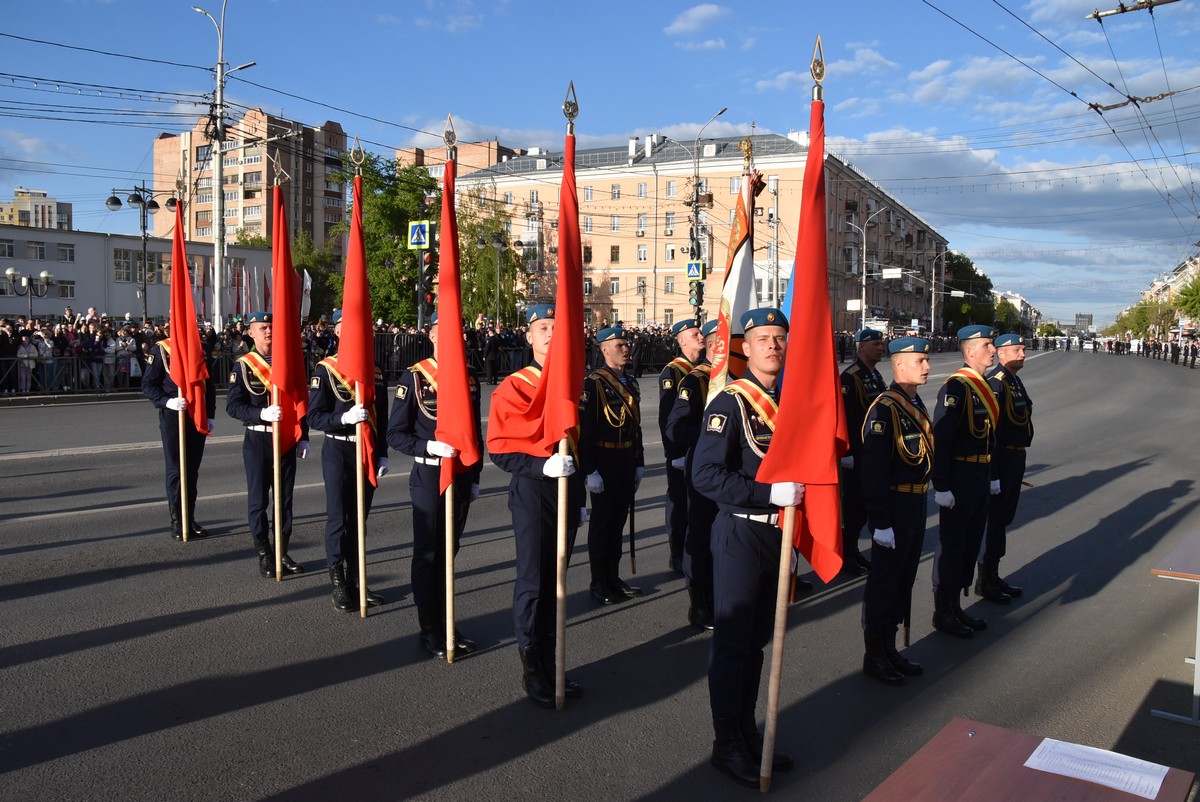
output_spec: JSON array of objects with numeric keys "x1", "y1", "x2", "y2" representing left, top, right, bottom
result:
[
  {"x1": 178, "y1": 392, "x2": 190, "y2": 543},
  {"x1": 554, "y1": 438, "x2": 569, "y2": 710},
  {"x1": 760, "y1": 504, "x2": 796, "y2": 792},
  {"x1": 445, "y1": 481, "x2": 457, "y2": 664},
  {"x1": 355, "y1": 381, "x2": 368, "y2": 618},
  {"x1": 272, "y1": 387, "x2": 283, "y2": 581}
]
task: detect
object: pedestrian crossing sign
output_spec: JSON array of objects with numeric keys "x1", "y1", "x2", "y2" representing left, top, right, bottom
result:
[
  {"x1": 687, "y1": 261, "x2": 704, "y2": 279},
  {"x1": 408, "y1": 221, "x2": 431, "y2": 250}
]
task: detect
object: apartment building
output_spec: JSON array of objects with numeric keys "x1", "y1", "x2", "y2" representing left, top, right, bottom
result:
[{"x1": 0, "y1": 188, "x2": 73, "y2": 230}]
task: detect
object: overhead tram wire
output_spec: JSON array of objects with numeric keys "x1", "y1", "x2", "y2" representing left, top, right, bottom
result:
[
  {"x1": 1148, "y1": 5, "x2": 1198, "y2": 206},
  {"x1": 0, "y1": 32, "x2": 210, "y2": 72}
]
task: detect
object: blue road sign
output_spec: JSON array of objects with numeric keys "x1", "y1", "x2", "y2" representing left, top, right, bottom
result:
[
  {"x1": 686, "y1": 261, "x2": 704, "y2": 279},
  {"x1": 408, "y1": 221, "x2": 431, "y2": 249}
]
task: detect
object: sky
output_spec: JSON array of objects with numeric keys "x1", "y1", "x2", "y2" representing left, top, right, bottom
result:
[{"x1": 3, "y1": 0, "x2": 1199, "y2": 326}]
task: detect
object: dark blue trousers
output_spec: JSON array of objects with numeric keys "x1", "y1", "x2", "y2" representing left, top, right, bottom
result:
[
  {"x1": 934, "y1": 462, "x2": 989, "y2": 592},
  {"x1": 664, "y1": 461, "x2": 688, "y2": 558},
  {"x1": 159, "y1": 408, "x2": 205, "y2": 509},
  {"x1": 322, "y1": 438, "x2": 375, "y2": 572},
  {"x1": 862, "y1": 492, "x2": 927, "y2": 631},
  {"x1": 984, "y1": 449, "x2": 1026, "y2": 564},
  {"x1": 508, "y1": 474, "x2": 578, "y2": 649},
  {"x1": 243, "y1": 431, "x2": 296, "y2": 546},
  {"x1": 587, "y1": 449, "x2": 636, "y2": 582},
  {"x1": 410, "y1": 463, "x2": 472, "y2": 610}
]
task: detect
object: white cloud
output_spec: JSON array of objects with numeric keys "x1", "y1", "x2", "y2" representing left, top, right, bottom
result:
[
  {"x1": 908, "y1": 60, "x2": 952, "y2": 83},
  {"x1": 664, "y1": 4, "x2": 728, "y2": 35},
  {"x1": 755, "y1": 71, "x2": 809, "y2": 92},
  {"x1": 829, "y1": 47, "x2": 898, "y2": 77},
  {"x1": 675, "y1": 38, "x2": 726, "y2": 51},
  {"x1": 740, "y1": 36, "x2": 757, "y2": 51}
]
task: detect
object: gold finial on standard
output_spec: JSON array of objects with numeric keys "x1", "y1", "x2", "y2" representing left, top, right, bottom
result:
[
  {"x1": 739, "y1": 136, "x2": 753, "y2": 170},
  {"x1": 811, "y1": 35, "x2": 825, "y2": 102},
  {"x1": 350, "y1": 136, "x2": 366, "y2": 175},
  {"x1": 563, "y1": 81, "x2": 579, "y2": 134},
  {"x1": 444, "y1": 114, "x2": 457, "y2": 160}
]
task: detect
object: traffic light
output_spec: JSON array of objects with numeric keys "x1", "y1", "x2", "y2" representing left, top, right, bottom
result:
[
  {"x1": 422, "y1": 252, "x2": 437, "y2": 287},
  {"x1": 689, "y1": 280, "x2": 703, "y2": 307}
]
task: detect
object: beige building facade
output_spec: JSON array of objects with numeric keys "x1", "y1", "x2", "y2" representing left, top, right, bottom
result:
[
  {"x1": 0, "y1": 188, "x2": 72, "y2": 231},
  {"x1": 152, "y1": 109, "x2": 346, "y2": 253},
  {"x1": 428, "y1": 132, "x2": 949, "y2": 332}
]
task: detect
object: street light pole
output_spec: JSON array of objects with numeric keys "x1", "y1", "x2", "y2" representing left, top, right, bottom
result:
[
  {"x1": 477, "y1": 232, "x2": 507, "y2": 328},
  {"x1": 689, "y1": 107, "x2": 726, "y2": 295},
  {"x1": 106, "y1": 183, "x2": 174, "y2": 325},
  {"x1": 5, "y1": 268, "x2": 55, "y2": 322},
  {"x1": 845, "y1": 205, "x2": 887, "y2": 330}
]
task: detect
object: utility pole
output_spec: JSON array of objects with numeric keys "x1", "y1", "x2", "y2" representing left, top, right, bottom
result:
[
  {"x1": 688, "y1": 107, "x2": 726, "y2": 316},
  {"x1": 1086, "y1": 0, "x2": 1179, "y2": 19},
  {"x1": 846, "y1": 205, "x2": 887, "y2": 330}
]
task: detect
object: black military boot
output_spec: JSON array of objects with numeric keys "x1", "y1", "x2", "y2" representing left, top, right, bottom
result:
[
  {"x1": 519, "y1": 643, "x2": 555, "y2": 709},
  {"x1": 185, "y1": 501, "x2": 209, "y2": 539},
  {"x1": 328, "y1": 561, "x2": 355, "y2": 613},
  {"x1": 539, "y1": 637, "x2": 583, "y2": 698},
  {"x1": 862, "y1": 630, "x2": 905, "y2": 686},
  {"x1": 168, "y1": 503, "x2": 183, "y2": 540},
  {"x1": 954, "y1": 588, "x2": 988, "y2": 631},
  {"x1": 609, "y1": 563, "x2": 642, "y2": 598},
  {"x1": 884, "y1": 627, "x2": 924, "y2": 676},
  {"x1": 738, "y1": 706, "x2": 794, "y2": 772},
  {"x1": 254, "y1": 537, "x2": 275, "y2": 578},
  {"x1": 840, "y1": 530, "x2": 869, "y2": 576},
  {"x1": 975, "y1": 561, "x2": 1011, "y2": 604},
  {"x1": 710, "y1": 716, "x2": 759, "y2": 788},
  {"x1": 932, "y1": 589, "x2": 974, "y2": 638},
  {"x1": 590, "y1": 566, "x2": 622, "y2": 605},
  {"x1": 345, "y1": 565, "x2": 384, "y2": 608},
  {"x1": 279, "y1": 531, "x2": 304, "y2": 575},
  {"x1": 997, "y1": 564, "x2": 1023, "y2": 598},
  {"x1": 417, "y1": 606, "x2": 446, "y2": 659},
  {"x1": 687, "y1": 587, "x2": 715, "y2": 631}
]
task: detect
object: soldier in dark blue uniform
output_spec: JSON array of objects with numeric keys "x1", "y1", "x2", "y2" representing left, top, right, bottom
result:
[
  {"x1": 979, "y1": 333, "x2": 1032, "y2": 604},
  {"x1": 666, "y1": 319, "x2": 719, "y2": 630},
  {"x1": 660, "y1": 318, "x2": 705, "y2": 573},
  {"x1": 488, "y1": 304, "x2": 585, "y2": 708},
  {"x1": 580, "y1": 325, "x2": 644, "y2": 606},
  {"x1": 839, "y1": 328, "x2": 887, "y2": 576},
  {"x1": 142, "y1": 321, "x2": 216, "y2": 540},
  {"x1": 860, "y1": 337, "x2": 933, "y2": 686},
  {"x1": 931, "y1": 324, "x2": 997, "y2": 638},
  {"x1": 225, "y1": 311, "x2": 310, "y2": 578},
  {"x1": 692, "y1": 308, "x2": 798, "y2": 788},
  {"x1": 307, "y1": 310, "x2": 390, "y2": 613},
  {"x1": 386, "y1": 312, "x2": 482, "y2": 658}
]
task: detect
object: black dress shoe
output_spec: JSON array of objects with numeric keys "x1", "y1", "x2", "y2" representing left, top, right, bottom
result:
[
  {"x1": 886, "y1": 649, "x2": 924, "y2": 676},
  {"x1": 280, "y1": 554, "x2": 305, "y2": 575},
  {"x1": 955, "y1": 605, "x2": 987, "y2": 631},
  {"x1": 742, "y1": 726, "x2": 795, "y2": 772},
  {"x1": 449, "y1": 630, "x2": 477, "y2": 656},
  {"x1": 863, "y1": 654, "x2": 905, "y2": 686},
  {"x1": 420, "y1": 631, "x2": 447, "y2": 659},
  {"x1": 258, "y1": 555, "x2": 275, "y2": 579},
  {"x1": 612, "y1": 578, "x2": 643, "y2": 598},
  {"x1": 998, "y1": 576, "x2": 1024, "y2": 598},
  {"x1": 189, "y1": 523, "x2": 210, "y2": 539},
  {"x1": 932, "y1": 609, "x2": 974, "y2": 638},
  {"x1": 590, "y1": 580, "x2": 623, "y2": 605},
  {"x1": 363, "y1": 587, "x2": 385, "y2": 607}
]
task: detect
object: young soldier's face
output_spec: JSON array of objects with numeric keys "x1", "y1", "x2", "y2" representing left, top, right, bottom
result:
[
  {"x1": 527, "y1": 318, "x2": 555, "y2": 360},
  {"x1": 742, "y1": 326, "x2": 787, "y2": 376}
]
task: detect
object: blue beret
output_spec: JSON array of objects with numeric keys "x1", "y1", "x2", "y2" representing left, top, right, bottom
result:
[
  {"x1": 741, "y1": 307, "x2": 788, "y2": 333},
  {"x1": 889, "y1": 336, "x2": 931, "y2": 354},
  {"x1": 995, "y1": 333, "x2": 1024, "y2": 347},
  {"x1": 671, "y1": 318, "x2": 699, "y2": 336},
  {"x1": 958, "y1": 324, "x2": 996, "y2": 341},
  {"x1": 701, "y1": 320, "x2": 719, "y2": 337},
  {"x1": 855, "y1": 328, "x2": 883, "y2": 343},
  {"x1": 429, "y1": 311, "x2": 439, "y2": 326},
  {"x1": 526, "y1": 304, "x2": 554, "y2": 324},
  {"x1": 331, "y1": 309, "x2": 342, "y2": 325},
  {"x1": 596, "y1": 326, "x2": 627, "y2": 343},
  {"x1": 246, "y1": 311, "x2": 271, "y2": 324}
]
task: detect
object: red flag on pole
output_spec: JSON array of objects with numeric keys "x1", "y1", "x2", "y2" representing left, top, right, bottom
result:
[
  {"x1": 337, "y1": 174, "x2": 378, "y2": 485},
  {"x1": 755, "y1": 95, "x2": 848, "y2": 583},
  {"x1": 167, "y1": 201, "x2": 210, "y2": 435},
  {"x1": 271, "y1": 185, "x2": 307, "y2": 453},
  {"x1": 435, "y1": 150, "x2": 482, "y2": 492}
]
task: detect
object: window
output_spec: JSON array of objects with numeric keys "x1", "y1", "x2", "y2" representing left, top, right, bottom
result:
[
  {"x1": 779, "y1": 279, "x2": 789, "y2": 298},
  {"x1": 224, "y1": 190, "x2": 238, "y2": 202},
  {"x1": 583, "y1": 216, "x2": 593, "y2": 234},
  {"x1": 611, "y1": 184, "x2": 621, "y2": 200},
  {"x1": 57, "y1": 280, "x2": 75, "y2": 300},
  {"x1": 610, "y1": 278, "x2": 620, "y2": 294},
  {"x1": 637, "y1": 245, "x2": 647, "y2": 262},
  {"x1": 583, "y1": 186, "x2": 593, "y2": 202},
  {"x1": 305, "y1": 197, "x2": 312, "y2": 207},
  {"x1": 529, "y1": 280, "x2": 539, "y2": 296},
  {"x1": 665, "y1": 276, "x2": 675, "y2": 293},
  {"x1": 666, "y1": 180, "x2": 676, "y2": 198},
  {"x1": 611, "y1": 307, "x2": 619, "y2": 322},
  {"x1": 196, "y1": 210, "x2": 213, "y2": 223},
  {"x1": 697, "y1": 179, "x2": 708, "y2": 194},
  {"x1": 664, "y1": 308, "x2": 674, "y2": 326},
  {"x1": 27, "y1": 241, "x2": 45, "y2": 260},
  {"x1": 665, "y1": 211, "x2": 676, "y2": 230},
  {"x1": 665, "y1": 244, "x2": 675, "y2": 262},
  {"x1": 610, "y1": 215, "x2": 620, "y2": 232},
  {"x1": 504, "y1": 192, "x2": 513, "y2": 206},
  {"x1": 224, "y1": 208, "x2": 239, "y2": 218},
  {"x1": 755, "y1": 278, "x2": 763, "y2": 304},
  {"x1": 197, "y1": 178, "x2": 212, "y2": 189},
  {"x1": 196, "y1": 144, "x2": 212, "y2": 162},
  {"x1": 113, "y1": 248, "x2": 133, "y2": 282},
  {"x1": 583, "y1": 245, "x2": 592, "y2": 264},
  {"x1": 637, "y1": 277, "x2": 647, "y2": 294},
  {"x1": 225, "y1": 174, "x2": 239, "y2": 185},
  {"x1": 525, "y1": 216, "x2": 537, "y2": 234},
  {"x1": 57, "y1": 244, "x2": 74, "y2": 262},
  {"x1": 768, "y1": 175, "x2": 779, "y2": 193},
  {"x1": 583, "y1": 277, "x2": 593, "y2": 296},
  {"x1": 425, "y1": 165, "x2": 444, "y2": 178},
  {"x1": 731, "y1": 176, "x2": 741, "y2": 194},
  {"x1": 323, "y1": 179, "x2": 340, "y2": 192},
  {"x1": 244, "y1": 205, "x2": 263, "y2": 219},
  {"x1": 324, "y1": 197, "x2": 342, "y2": 207},
  {"x1": 610, "y1": 246, "x2": 620, "y2": 264},
  {"x1": 529, "y1": 190, "x2": 539, "y2": 205},
  {"x1": 138, "y1": 252, "x2": 164, "y2": 285},
  {"x1": 242, "y1": 154, "x2": 263, "y2": 165},
  {"x1": 637, "y1": 182, "x2": 648, "y2": 198},
  {"x1": 195, "y1": 193, "x2": 213, "y2": 205},
  {"x1": 637, "y1": 213, "x2": 647, "y2": 232},
  {"x1": 324, "y1": 212, "x2": 340, "y2": 224},
  {"x1": 0, "y1": 239, "x2": 12, "y2": 258},
  {"x1": 196, "y1": 226, "x2": 213, "y2": 237},
  {"x1": 637, "y1": 308, "x2": 646, "y2": 325},
  {"x1": 223, "y1": 156, "x2": 239, "y2": 168}
]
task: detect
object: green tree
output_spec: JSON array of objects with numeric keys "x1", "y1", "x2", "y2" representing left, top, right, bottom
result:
[
  {"x1": 234, "y1": 228, "x2": 271, "y2": 248},
  {"x1": 1175, "y1": 274, "x2": 1200, "y2": 321},
  {"x1": 290, "y1": 230, "x2": 339, "y2": 322},
  {"x1": 329, "y1": 155, "x2": 438, "y2": 326},
  {"x1": 941, "y1": 252, "x2": 995, "y2": 332},
  {"x1": 994, "y1": 298, "x2": 1020, "y2": 331},
  {"x1": 1106, "y1": 299, "x2": 1175, "y2": 338},
  {"x1": 455, "y1": 181, "x2": 527, "y2": 327},
  {"x1": 1037, "y1": 322, "x2": 1063, "y2": 337}
]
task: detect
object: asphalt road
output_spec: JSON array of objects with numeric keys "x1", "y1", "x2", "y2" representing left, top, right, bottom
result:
[{"x1": 1, "y1": 349, "x2": 1199, "y2": 801}]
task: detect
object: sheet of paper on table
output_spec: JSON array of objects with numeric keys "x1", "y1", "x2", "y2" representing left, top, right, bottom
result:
[{"x1": 1023, "y1": 738, "x2": 1170, "y2": 800}]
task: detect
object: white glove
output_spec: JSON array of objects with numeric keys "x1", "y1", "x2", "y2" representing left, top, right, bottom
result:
[
  {"x1": 934, "y1": 490, "x2": 956, "y2": 509},
  {"x1": 376, "y1": 458, "x2": 389, "y2": 479},
  {"x1": 166, "y1": 397, "x2": 187, "y2": 412},
  {"x1": 586, "y1": 471, "x2": 605, "y2": 494},
  {"x1": 340, "y1": 404, "x2": 368, "y2": 425},
  {"x1": 873, "y1": 527, "x2": 896, "y2": 549},
  {"x1": 426, "y1": 439, "x2": 457, "y2": 458},
  {"x1": 207, "y1": 418, "x2": 215, "y2": 434},
  {"x1": 670, "y1": 456, "x2": 687, "y2": 471},
  {"x1": 769, "y1": 482, "x2": 805, "y2": 508},
  {"x1": 470, "y1": 483, "x2": 480, "y2": 502},
  {"x1": 297, "y1": 440, "x2": 310, "y2": 459},
  {"x1": 840, "y1": 456, "x2": 855, "y2": 470},
  {"x1": 259, "y1": 405, "x2": 282, "y2": 423},
  {"x1": 542, "y1": 454, "x2": 576, "y2": 478},
  {"x1": 634, "y1": 466, "x2": 644, "y2": 492},
  {"x1": 990, "y1": 479, "x2": 1001, "y2": 495}
]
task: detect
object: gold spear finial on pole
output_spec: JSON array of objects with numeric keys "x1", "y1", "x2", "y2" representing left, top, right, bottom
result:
[
  {"x1": 443, "y1": 114, "x2": 457, "y2": 159},
  {"x1": 811, "y1": 35, "x2": 825, "y2": 102},
  {"x1": 563, "y1": 81, "x2": 579, "y2": 134},
  {"x1": 350, "y1": 135, "x2": 365, "y2": 176},
  {"x1": 739, "y1": 136, "x2": 754, "y2": 171}
]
